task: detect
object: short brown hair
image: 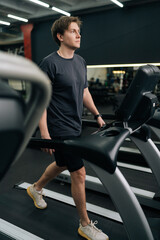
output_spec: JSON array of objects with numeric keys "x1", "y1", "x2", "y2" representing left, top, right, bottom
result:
[{"x1": 51, "y1": 16, "x2": 82, "y2": 46}]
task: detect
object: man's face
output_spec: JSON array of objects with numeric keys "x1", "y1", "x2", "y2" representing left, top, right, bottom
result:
[{"x1": 60, "y1": 22, "x2": 81, "y2": 50}]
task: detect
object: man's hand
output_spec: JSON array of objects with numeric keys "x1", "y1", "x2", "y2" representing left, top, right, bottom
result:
[
  {"x1": 41, "y1": 134, "x2": 55, "y2": 155},
  {"x1": 96, "y1": 116, "x2": 106, "y2": 128},
  {"x1": 39, "y1": 109, "x2": 55, "y2": 155}
]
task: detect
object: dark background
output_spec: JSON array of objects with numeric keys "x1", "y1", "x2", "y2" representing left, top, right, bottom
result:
[{"x1": 31, "y1": 1, "x2": 160, "y2": 65}]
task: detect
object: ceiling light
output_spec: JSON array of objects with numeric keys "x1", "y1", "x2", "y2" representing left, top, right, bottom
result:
[
  {"x1": 28, "y1": 0, "x2": 49, "y2": 8},
  {"x1": 7, "y1": 14, "x2": 28, "y2": 22},
  {"x1": 0, "y1": 20, "x2": 10, "y2": 26},
  {"x1": 52, "y1": 7, "x2": 71, "y2": 16},
  {"x1": 110, "y1": 0, "x2": 124, "y2": 8},
  {"x1": 113, "y1": 70, "x2": 125, "y2": 74}
]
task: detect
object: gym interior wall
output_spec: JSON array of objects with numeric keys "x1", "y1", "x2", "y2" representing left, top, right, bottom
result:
[{"x1": 31, "y1": 1, "x2": 160, "y2": 65}]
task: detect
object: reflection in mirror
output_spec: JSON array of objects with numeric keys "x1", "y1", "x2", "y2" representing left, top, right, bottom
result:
[{"x1": 85, "y1": 65, "x2": 160, "y2": 118}]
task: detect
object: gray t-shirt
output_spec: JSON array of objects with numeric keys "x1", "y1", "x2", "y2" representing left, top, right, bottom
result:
[{"x1": 39, "y1": 51, "x2": 88, "y2": 137}]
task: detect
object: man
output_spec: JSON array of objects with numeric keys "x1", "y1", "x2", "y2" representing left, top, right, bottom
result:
[{"x1": 27, "y1": 16, "x2": 109, "y2": 240}]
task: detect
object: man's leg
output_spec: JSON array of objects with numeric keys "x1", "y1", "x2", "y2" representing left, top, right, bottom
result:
[
  {"x1": 70, "y1": 166, "x2": 90, "y2": 226},
  {"x1": 27, "y1": 161, "x2": 67, "y2": 209},
  {"x1": 71, "y1": 166, "x2": 109, "y2": 240},
  {"x1": 34, "y1": 161, "x2": 67, "y2": 191}
]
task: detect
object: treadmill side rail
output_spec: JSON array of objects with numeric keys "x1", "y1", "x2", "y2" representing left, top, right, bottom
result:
[
  {"x1": 89, "y1": 164, "x2": 154, "y2": 240},
  {"x1": 130, "y1": 136, "x2": 160, "y2": 188}
]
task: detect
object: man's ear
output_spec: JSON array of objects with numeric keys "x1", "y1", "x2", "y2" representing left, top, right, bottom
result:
[{"x1": 57, "y1": 33, "x2": 63, "y2": 43}]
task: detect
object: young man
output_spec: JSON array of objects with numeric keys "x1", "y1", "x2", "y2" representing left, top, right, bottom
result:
[{"x1": 27, "y1": 16, "x2": 109, "y2": 240}]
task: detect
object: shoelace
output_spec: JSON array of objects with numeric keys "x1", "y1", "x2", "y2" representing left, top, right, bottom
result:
[
  {"x1": 90, "y1": 220, "x2": 102, "y2": 232},
  {"x1": 36, "y1": 189, "x2": 45, "y2": 198}
]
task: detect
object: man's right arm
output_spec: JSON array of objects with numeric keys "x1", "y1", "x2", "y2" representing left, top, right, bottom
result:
[{"x1": 39, "y1": 109, "x2": 55, "y2": 155}]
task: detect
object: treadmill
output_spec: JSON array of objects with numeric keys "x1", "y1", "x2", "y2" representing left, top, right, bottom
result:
[{"x1": 0, "y1": 52, "x2": 160, "y2": 240}]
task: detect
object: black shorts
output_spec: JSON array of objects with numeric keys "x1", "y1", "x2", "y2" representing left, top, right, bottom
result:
[{"x1": 52, "y1": 135, "x2": 84, "y2": 172}]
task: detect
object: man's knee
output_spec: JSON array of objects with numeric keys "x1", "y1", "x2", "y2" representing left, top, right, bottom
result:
[
  {"x1": 45, "y1": 161, "x2": 67, "y2": 175},
  {"x1": 55, "y1": 163, "x2": 67, "y2": 173},
  {"x1": 70, "y1": 167, "x2": 86, "y2": 184}
]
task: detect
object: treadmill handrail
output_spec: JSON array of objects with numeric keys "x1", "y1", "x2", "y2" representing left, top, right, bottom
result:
[
  {"x1": 0, "y1": 51, "x2": 52, "y2": 160},
  {"x1": 29, "y1": 127, "x2": 130, "y2": 174}
]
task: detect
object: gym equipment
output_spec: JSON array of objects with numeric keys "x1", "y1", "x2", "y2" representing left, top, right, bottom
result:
[
  {"x1": 29, "y1": 65, "x2": 160, "y2": 239},
  {"x1": 0, "y1": 51, "x2": 51, "y2": 180},
  {"x1": 0, "y1": 80, "x2": 24, "y2": 181},
  {"x1": 0, "y1": 51, "x2": 159, "y2": 239},
  {"x1": 0, "y1": 51, "x2": 52, "y2": 240},
  {"x1": 56, "y1": 121, "x2": 160, "y2": 211}
]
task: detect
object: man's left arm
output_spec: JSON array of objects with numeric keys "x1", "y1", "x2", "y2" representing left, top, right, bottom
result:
[{"x1": 83, "y1": 87, "x2": 105, "y2": 128}]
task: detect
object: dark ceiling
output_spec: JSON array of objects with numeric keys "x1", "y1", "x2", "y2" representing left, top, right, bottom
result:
[{"x1": 0, "y1": 0, "x2": 158, "y2": 44}]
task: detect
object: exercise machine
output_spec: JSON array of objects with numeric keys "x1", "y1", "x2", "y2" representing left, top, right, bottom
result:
[
  {"x1": 0, "y1": 51, "x2": 159, "y2": 239},
  {"x1": 0, "y1": 51, "x2": 51, "y2": 181},
  {"x1": 0, "y1": 51, "x2": 51, "y2": 240},
  {"x1": 29, "y1": 64, "x2": 160, "y2": 239}
]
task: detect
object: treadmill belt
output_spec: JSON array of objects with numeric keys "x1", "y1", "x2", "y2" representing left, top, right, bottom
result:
[{"x1": 0, "y1": 188, "x2": 128, "y2": 240}]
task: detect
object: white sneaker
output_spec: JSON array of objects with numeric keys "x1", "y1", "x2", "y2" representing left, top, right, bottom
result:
[
  {"x1": 78, "y1": 220, "x2": 109, "y2": 240},
  {"x1": 27, "y1": 184, "x2": 47, "y2": 209}
]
